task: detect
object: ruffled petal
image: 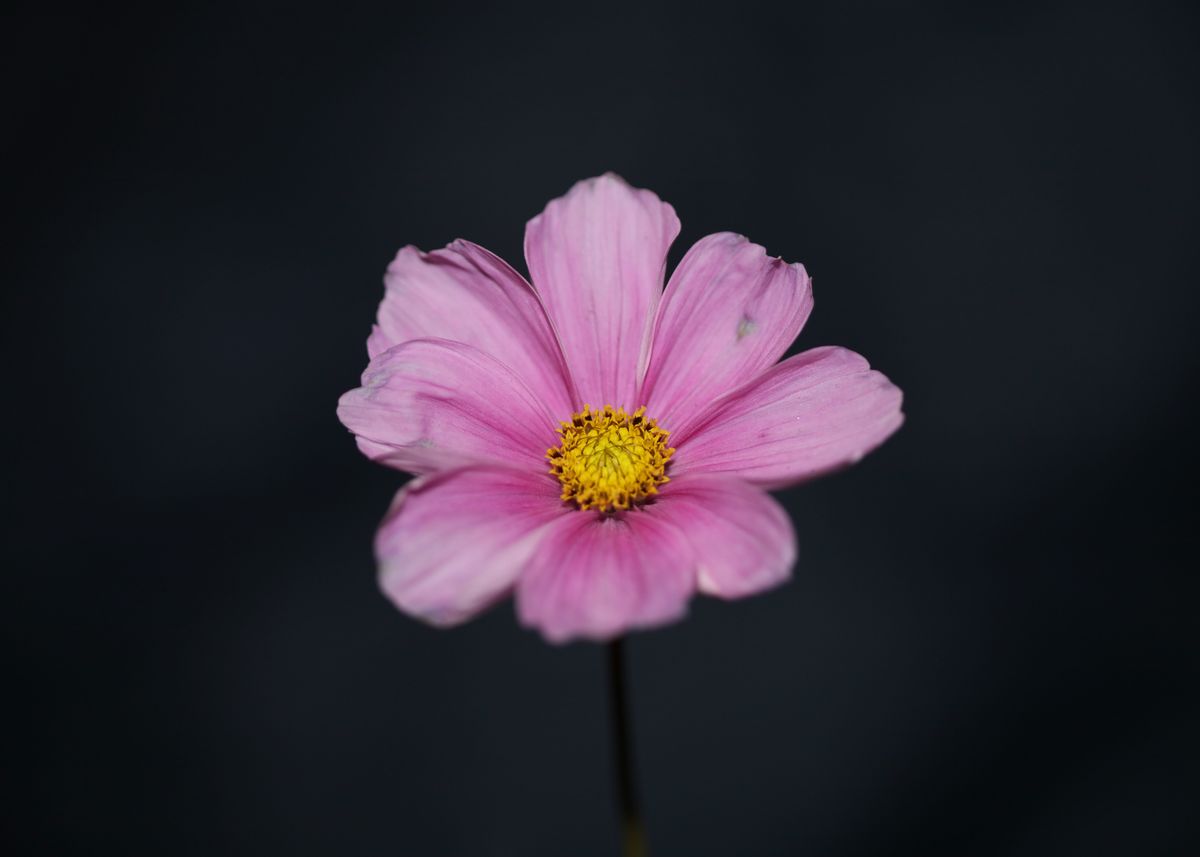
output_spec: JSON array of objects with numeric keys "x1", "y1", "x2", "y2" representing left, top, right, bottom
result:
[
  {"x1": 337, "y1": 338, "x2": 559, "y2": 474},
  {"x1": 368, "y1": 240, "x2": 574, "y2": 418},
  {"x1": 376, "y1": 467, "x2": 568, "y2": 627},
  {"x1": 641, "y1": 232, "x2": 813, "y2": 436},
  {"x1": 653, "y1": 475, "x2": 797, "y2": 598},
  {"x1": 524, "y1": 174, "x2": 680, "y2": 410},
  {"x1": 674, "y1": 346, "x2": 904, "y2": 487},
  {"x1": 516, "y1": 510, "x2": 696, "y2": 643}
]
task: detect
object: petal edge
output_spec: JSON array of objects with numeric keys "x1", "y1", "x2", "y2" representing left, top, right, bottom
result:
[
  {"x1": 674, "y1": 346, "x2": 904, "y2": 487},
  {"x1": 524, "y1": 174, "x2": 680, "y2": 409},
  {"x1": 641, "y1": 232, "x2": 813, "y2": 435}
]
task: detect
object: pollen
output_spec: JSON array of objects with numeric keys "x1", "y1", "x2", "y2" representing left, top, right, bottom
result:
[{"x1": 547, "y1": 405, "x2": 675, "y2": 513}]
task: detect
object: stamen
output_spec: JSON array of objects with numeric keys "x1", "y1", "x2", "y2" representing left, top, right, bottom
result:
[{"x1": 547, "y1": 405, "x2": 674, "y2": 513}]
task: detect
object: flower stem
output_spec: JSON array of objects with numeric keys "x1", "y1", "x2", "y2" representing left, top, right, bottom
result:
[{"x1": 607, "y1": 638, "x2": 647, "y2": 857}]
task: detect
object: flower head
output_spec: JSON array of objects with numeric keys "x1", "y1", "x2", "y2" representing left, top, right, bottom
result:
[{"x1": 338, "y1": 174, "x2": 903, "y2": 643}]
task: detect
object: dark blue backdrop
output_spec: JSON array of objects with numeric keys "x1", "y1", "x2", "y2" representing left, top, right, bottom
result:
[{"x1": 6, "y1": 2, "x2": 1197, "y2": 854}]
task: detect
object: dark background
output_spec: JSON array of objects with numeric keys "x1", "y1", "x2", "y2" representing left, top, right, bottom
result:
[{"x1": 7, "y1": 1, "x2": 1198, "y2": 855}]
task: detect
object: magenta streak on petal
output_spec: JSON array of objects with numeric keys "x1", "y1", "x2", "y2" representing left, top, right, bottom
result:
[
  {"x1": 650, "y1": 474, "x2": 797, "y2": 599},
  {"x1": 524, "y1": 174, "x2": 680, "y2": 411},
  {"x1": 337, "y1": 338, "x2": 560, "y2": 474},
  {"x1": 673, "y1": 346, "x2": 904, "y2": 488},
  {"x1": 377, "y1": 467, "x2": 569, "y2": 627},
  {"x1": 516, "y1": 509, "x2": 697, "y2": 643},
  {"x1": 640, "y1": 232, "x2": 813, "y2": 437},
  {"x1": 368, "y1": 239, "x2": 575, "y2": 418}
]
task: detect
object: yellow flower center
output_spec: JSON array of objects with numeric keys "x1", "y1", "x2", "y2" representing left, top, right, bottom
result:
[{"x1": 547, "y1": 405, "x2": 675, "y2": 512}]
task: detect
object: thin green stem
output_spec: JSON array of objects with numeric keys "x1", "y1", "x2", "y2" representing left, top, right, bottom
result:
[{"x1": 607, "y1": 638, "x2": 647, "y2": 857}]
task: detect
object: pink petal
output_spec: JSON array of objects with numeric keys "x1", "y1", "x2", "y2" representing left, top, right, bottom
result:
[
  {"x1": 653, "y1": 475, "x2": 797, "y2": 598},
  {"x1": 524, "y1": 174, "x2": 680, "y2": 409},
  {"x1": 674, "y1": 346, "x2": 904, "y2": 487},
  {"x1": 516, "y1": 510, "x2": 696, "y2": 643},
  {"x1": 641, "y1": 233, "x2": 813, "y2": 436},
  {"x1": 337, "y1": 338, "x2": 559, "y2": 474},
  {"x1": 368, "y1": 240, "x2": 575, "y2": 418},
  {"x1": 376, "y1": 467, "x2": 569, "y2": 627}
]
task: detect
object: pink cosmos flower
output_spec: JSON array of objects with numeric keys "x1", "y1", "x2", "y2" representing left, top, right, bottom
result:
[{"x1": 338, "y1": 174, "x2": 903, "y2": 643}]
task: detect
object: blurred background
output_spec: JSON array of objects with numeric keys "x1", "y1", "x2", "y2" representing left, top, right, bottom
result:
[{"x1": 6, "y1": 1, "x2": 1198, "y2": 854}]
